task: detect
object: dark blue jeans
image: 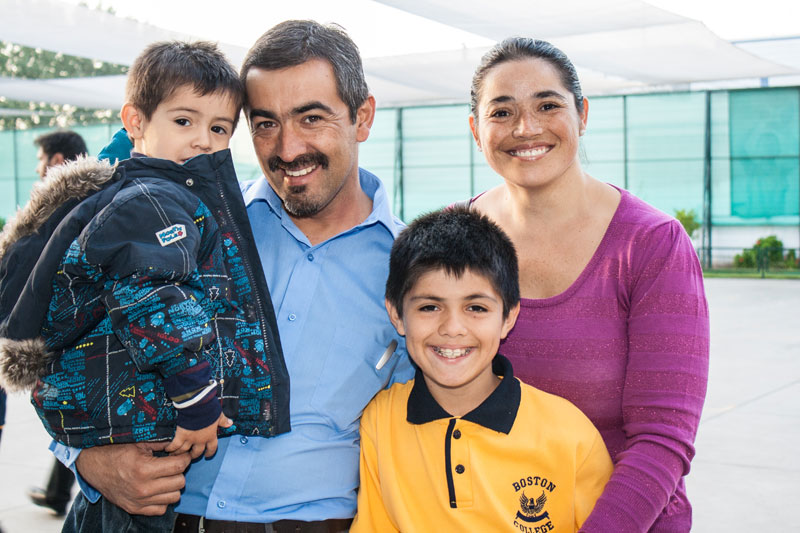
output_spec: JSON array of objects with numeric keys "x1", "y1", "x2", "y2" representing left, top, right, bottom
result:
[
  {"x1": 0, "y1": 387, "x2": 6, "y2": 443},
  {"x1": 62, "y1": 492, "x2": 175, "y2": 533},
  {"x1": 45, "y1": 458, "x2": 75, "y2": 508}
]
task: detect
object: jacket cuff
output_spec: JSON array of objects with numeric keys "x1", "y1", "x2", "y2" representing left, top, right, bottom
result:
[
  {"x1": 164, "y1": 361, "x2": 221, "y2": 431},
  {"x1": 174, "y1": 388, "x2": 221, "y2": 431},
  {"x1": 164, "y1": 360, "x2": 212, "y2": 400}
]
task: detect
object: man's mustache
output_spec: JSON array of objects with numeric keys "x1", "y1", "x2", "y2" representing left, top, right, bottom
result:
[{"x1": 268, "y1": 153, "x2": 329, "y2": 172}]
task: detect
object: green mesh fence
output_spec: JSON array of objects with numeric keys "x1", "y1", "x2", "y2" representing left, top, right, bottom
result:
[
  {"x1": 729, "y1": 88, "x2": 799, "y2": 221},
  {"x1": 2, "y1": 87, "x2": 799, "y2": 232},
  {"x1": 581, "y1": 96, "x2": 625, "y2": 188},
  {"x1": 398, "y1": 105, "x2": 473, "y2": 220},
  {"x1": 0, "y1": 123, "x2": 122, "y2": 215}
]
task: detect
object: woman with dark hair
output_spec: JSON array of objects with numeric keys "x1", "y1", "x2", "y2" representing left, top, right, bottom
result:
[{"x1": 464, "y1": 37, "x2": 709, "y2": 532}]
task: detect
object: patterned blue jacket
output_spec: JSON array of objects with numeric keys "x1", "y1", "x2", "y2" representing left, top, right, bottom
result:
[{"x1": 0, "y1": 152, "x2": 290, "y2": 447}]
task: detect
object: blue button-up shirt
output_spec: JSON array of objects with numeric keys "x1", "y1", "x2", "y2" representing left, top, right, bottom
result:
[{"x1": 56, "y1": 167, "x2": 414, "y2": 522}]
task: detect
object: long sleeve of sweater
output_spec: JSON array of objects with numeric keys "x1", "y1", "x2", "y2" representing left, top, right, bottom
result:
[
  {"x1": 500, "y1": 189, "x2": 710, "y2": 533},
  {"x1": 580, "y1": 218, "x2": 709, "y2": 532}
]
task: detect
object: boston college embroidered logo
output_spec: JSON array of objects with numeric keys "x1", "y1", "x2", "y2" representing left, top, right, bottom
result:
[
  {"x1": 519, "y1": 491, "x2": 548, "y2": 522},
  {"x1": 512, "y1": 476, "x2": 557, "y2": 532}
]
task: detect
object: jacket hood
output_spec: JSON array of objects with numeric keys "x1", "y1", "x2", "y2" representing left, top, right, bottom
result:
[
  {"x1": 0, "y1": 156, "x2": 116, "y2": 391},
  {"x1": 0, "y1": 156, "x2": 116, "y2": 262}
]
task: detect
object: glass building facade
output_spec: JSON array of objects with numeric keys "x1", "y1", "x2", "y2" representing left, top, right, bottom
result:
[
  {"x1": 2, "y1": 86, "x2": 798, "y2": 263},
  {"x1": 361, "y1": 88, "x2": 799, "y2": 229}
]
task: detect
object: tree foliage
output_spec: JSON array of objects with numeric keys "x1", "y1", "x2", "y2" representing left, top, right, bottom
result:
[
  {"x1": 0, "y1": 40, "x2": 127, "y2": 130},
  {"x1": 1, "y1": 41, "x2": 127, "y2": 79},
  {"x1": 674, "y1": 209, "x2": 701, "y2": 239}
]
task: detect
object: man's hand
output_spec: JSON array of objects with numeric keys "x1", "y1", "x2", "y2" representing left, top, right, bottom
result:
[{"x1": 76, "y1": 442, "x2": 191, "y2": 515}]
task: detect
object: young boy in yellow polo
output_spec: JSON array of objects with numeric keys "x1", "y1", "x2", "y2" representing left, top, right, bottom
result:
[{"x1": 351, "y1": 207, "x2": 613, "y2": 532}]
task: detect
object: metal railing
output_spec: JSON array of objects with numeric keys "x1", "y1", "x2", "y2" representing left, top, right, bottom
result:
[{"x1": 702, "y1": 246, "x2": 800, "y2": 278}]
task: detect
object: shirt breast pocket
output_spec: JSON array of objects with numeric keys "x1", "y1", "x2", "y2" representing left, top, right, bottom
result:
[{"x1": 310, "y1": 325, "x2": 397, "y2": 432}]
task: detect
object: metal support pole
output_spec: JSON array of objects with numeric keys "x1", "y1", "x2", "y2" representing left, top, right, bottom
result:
[
  {"x1": 394, "y1": 108, "x2": 404, "y2": 221},
  {"x1": 623, "y1": 96, "x2": 629, "y2": 190},
  {"x1": 702, "y1": 92, "x2": 713, "y2": 269},
  {"x1": 469, "y1": 129, "x2": 475, "y2": 197},
  {"x1": 12, "y1": 127, "x2": 20, "y2": 210}
]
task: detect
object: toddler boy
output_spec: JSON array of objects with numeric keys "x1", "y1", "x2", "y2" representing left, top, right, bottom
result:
[
  {"x1": 0, "y1": 41, "x2": 289, "y2": 520},
  {"x1": 351, "y1": 207, "x2": 613, "y2": 532}
]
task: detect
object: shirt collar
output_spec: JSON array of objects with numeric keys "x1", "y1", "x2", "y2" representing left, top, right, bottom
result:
[
  {"x1": 241, "y1": 167, "x2": 402, "y2": 240},
  {"x1": 406, "y1": 354, "x2": 521, "y2": 434}
]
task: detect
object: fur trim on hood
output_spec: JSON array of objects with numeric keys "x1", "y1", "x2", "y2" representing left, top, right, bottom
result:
[
  {"x1": 0, "y1": 156, "x2": 115, "y2": 391},
  {"x1": 0, "y1": 337, "x2": 50, "y2": 392},
  {"x1": 0, "y1": 156, "x2": 116, "y2": 262}
]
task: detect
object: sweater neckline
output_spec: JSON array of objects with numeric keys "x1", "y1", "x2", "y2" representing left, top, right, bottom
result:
[{"x1": 519, "y1": 184, "x2": 628, "y2": 308}]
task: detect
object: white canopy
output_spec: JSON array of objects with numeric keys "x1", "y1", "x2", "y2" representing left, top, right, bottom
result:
[
  {"x1": 376, "y1": 0, "x2": 797, "y2": 86},
  {"x1": 0, "y1": 75, "x2": 127, "y2": 109},
  {"x1": 0, "y1": 0, "x2": 797, "y2": 110}
]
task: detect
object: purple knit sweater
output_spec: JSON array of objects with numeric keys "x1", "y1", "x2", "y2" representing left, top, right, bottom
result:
[{"x1": 495, "y1": 188, "x2": 709, "y2": 532}]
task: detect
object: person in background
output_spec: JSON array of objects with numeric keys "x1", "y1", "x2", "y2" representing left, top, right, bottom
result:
[
  {"x1": 463, "y1": 37, "x2": 709, "y2": 532},
  {"x1": 34, "y1": 130, "x2": 89, "y2": 179},
  {"x1": 0, "y1": 387, "x2": 3, "y2": 533},
  {"x1": 26, "y1": 129, "x2": 89, "y2": 516},
  {"x1": 0, "y1": 383, "x2": 5, "y2": 444}
]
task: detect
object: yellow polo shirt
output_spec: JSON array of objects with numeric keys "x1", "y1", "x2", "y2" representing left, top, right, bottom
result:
[{"x1": 351, "y1": 355, "x2": 612, "y2": 532}]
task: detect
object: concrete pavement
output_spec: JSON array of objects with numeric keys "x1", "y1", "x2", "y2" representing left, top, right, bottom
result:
[{"x1": 0, "y1": 278, "x2": 798, "y2": 532}]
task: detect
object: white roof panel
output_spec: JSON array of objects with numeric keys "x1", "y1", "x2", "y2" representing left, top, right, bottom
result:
[{"x1": 0, "y1": 0, "x2": 797, "y2": 111}]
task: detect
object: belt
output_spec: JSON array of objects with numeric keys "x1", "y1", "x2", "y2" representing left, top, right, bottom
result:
[{"x1": 173, "y1": 513, "x2": 353, "y2": 533}]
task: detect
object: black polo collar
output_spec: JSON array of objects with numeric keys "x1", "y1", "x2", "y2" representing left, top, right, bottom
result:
[{"x1": 406, "y1": 354, "x2": 521, "y2": 434}]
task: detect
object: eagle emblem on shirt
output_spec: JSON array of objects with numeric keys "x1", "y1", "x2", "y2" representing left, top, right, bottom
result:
[{"x1": 519, "y1": 490, "x2": 547, "y2": 518}]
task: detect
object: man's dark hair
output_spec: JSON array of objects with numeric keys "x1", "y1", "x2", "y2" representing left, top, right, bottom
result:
[
  {"x1": 34, "y1": 130, "x2": 88, "y2": 161},
  {"x1": 240, "y1": 20, "x2": 368, "y2": 122},
  {"x1": 126, "y1": 40, "x2": 243, "y2": 128},
  {"x1": 386, "y1": 206, "x2": 520, "y2": 318}
]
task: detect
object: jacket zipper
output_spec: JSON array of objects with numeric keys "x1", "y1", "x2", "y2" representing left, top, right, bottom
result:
[{"x1": 214, "y1": 173, "x2": 279, "y2": 436}]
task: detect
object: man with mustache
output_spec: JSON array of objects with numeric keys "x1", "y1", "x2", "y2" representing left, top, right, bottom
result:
[{"x1": 56, "y1": 20, "x2": 413, "y2": 532}]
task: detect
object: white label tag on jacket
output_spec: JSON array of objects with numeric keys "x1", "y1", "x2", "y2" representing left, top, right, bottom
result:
[
  {"x1": 376, "y1": 339, "x2": 398, "y2": 370},
  {"x1": 156, "y1": 224, "x2": 187, "y2": 246}
]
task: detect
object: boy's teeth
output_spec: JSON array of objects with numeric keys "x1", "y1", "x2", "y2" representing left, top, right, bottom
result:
[
  {"x1": 285, "y1": 165, "x2": 316, "y2": 177},
  {"x1": 436, "y1": 347, "x2": 470, "y2": 358},
  {"x1": 511, "y1": 147, "x2": 548, "y2": 157}
]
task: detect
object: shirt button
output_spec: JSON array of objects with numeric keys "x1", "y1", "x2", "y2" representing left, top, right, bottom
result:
[
  {"x1": 453, "y1": 429, "x2": 461, "y2": 439},
  {"x1": 455, "y1": 464, "x2": 465, "y2": 474},
  {"x1": 288, "y1": 313, "x2": 297, "y2": 322},
  {"x1": 217, "y1": 500, "x2": 226, "y2": 509},
  {"x1": 185, "y1": 178, "x2": 194, "y2": 187},
  {"x1": 307, "y1": 253, "x2": 314, "y2": 261},
  {"x1": 240, "y1": 436, "x2": 248, "y2": 445}
]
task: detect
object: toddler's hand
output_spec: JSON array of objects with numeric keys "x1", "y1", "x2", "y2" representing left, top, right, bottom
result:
[{"x1": 165, "y1": 412, "x2": 233, "y2": 459}]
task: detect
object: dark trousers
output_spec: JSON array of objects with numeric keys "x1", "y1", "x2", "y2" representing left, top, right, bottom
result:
[
  {"x1": 46, "y1": 458, "x2": 76, "y2": 506},
  {"x1": 173, "y1": 514, "x2": 353, "y2": 533},
  {"x1": 63, "y1": 491, "x2": 176, "y2": 533},
  {"x1": 0, "y1": 387, "x2": 6, "y2": 443}
]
